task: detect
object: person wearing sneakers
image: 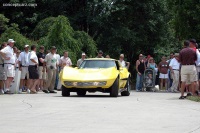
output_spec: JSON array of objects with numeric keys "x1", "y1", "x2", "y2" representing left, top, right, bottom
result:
[
  {"x1": 169, "y1": 53, "x2": 180, "y2": 93},
  {"x1": 28, "y1": 45, "x2": 39, "y2": 94},
  {"x1": 0, "y1": 43, "x2": 7, "y2": 94},
  {"x1": 37, "y1": 46, "x2": 46, "y2": 92},
  {"x1": 18, "y1": 45, "x2": 30, "y2": 93},
  {"x1": 43, "y1": 46, "x2": 58, "y2": 93},
  {"x1": 136, "y1": 54, "x2": 146, "y2": 91},
  {"x1": 0, "y1": 39, "x2": 16, "y2": 94},
  {"x1": 179, "y1": 40, "x2": 198, "y2": 99}
]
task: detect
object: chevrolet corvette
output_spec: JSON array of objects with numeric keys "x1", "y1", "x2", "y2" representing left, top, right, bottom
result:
[{"x1": 59, "y1": 58, "x2": 131, "y2": 97}]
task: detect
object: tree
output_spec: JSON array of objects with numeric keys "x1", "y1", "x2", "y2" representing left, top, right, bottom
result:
[
  {"x1": 31, "y1": 17, "x2": 57, "y2": 40},
  {"x1": 0, "y1": 27, "x2": 32, "y2": 50},
  {"x1": 168, "y1": 0, "x2": 200, "y2": 41},
  {"x1": 41, "y1": 15, "x2": 97, "y2": 63},
  {"x1": 0, "y1": 14, "x2": 9, "y2": 34},
  {"x1": 74, "y1": 31, "x2": 97, "y2": 58}
]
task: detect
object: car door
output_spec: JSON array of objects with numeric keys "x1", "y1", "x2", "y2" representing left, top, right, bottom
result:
[{"x1": 115, "y1": 61, "x2": 127, "y2": 88}]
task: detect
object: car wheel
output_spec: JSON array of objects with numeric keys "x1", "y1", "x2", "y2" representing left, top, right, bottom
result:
[
  {"x1": 110, "y1": 78, "x2": 119, "y2": 97},
  {"x1": 121, "y1": 77, "x2": 131, "y2": 96},
  {"x1": 62, "y1": 85, "x2": 70, "y2": 97},
  {"x1": 77, "y1": 90, "x2": 86, "y2": 96}
]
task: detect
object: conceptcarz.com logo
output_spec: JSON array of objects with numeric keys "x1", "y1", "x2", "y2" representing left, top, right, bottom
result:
[{"x1": 3, "y1": 3, "x2": 37, "y2": 7}]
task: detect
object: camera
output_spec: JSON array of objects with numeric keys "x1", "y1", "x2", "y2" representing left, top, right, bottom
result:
[{"x1": 50, "y1": 66, "x2": 54, "y2": 69}]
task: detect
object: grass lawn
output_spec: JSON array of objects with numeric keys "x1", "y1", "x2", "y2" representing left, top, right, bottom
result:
[{"x1": 187, "y1": 96, "x2": 200, "y2": 102}]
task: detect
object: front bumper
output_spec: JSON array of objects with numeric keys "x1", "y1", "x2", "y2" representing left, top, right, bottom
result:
[{"x1": 61, "y1": 79, "x2": 115, "y2": 89}]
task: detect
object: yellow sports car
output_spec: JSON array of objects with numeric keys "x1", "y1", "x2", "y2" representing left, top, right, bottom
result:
[{"x1": 59, "y1": 58, "x2": 131, "y2": 97}]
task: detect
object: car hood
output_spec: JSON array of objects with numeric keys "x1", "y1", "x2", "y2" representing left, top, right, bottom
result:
[{"x1": 61, "y1": 67, "x2": 118, "y2": 81}]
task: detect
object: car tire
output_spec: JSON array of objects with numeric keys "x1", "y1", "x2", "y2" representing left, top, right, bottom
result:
[
  {"x1": 62, "y1": 85, "x2": 70, "y2": 97},
  {"x1": 110, "y1": 78, "x2": 119, "y2": 97},
  {"x1": 121, "y1": 77, "x2": 131, "y2": 96},
  {"x1": 77, "y1": 90, "x2": 86, "y2": 96}
]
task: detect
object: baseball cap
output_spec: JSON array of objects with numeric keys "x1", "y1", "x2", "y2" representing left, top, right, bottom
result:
[
  {"x1": 8, "y1": 39, "x2": 15, "y2": 43},
  {"x1": 51, "y1": 46, "x2": 57, "y2": 49},
  {"x1": 24, "y1": 45, "x2": 29, "y2": 48},
  {"x1": 174, "y1": 53, "x2": 179, "y2": 56},
  {"x1": 82, "y1": 52, "x2": 86, "y2": 55},
  {"x1": 98, "y1": 50, "x2": 103, "y2": 54}
]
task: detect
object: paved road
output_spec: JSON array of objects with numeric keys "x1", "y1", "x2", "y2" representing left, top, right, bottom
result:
[{"x1": 0, "y1": 91, "x2": 200, "y2": 133}]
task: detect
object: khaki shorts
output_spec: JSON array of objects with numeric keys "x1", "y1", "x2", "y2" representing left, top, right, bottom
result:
[
  {"x1": 38, "y1": 66, "x2": 46, "y2": 80},
  {"x1": 4, "y1": 64, "x2": 15, "y2": 78},
  {"x1": 21, "y1": 67, "x2": 29, "y2": 79},
  {"x1": 181, "y1": 65, "x2": 197, "y2": 82}
]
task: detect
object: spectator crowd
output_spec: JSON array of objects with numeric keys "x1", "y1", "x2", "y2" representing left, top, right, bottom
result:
[
  {"x1": 1, "y1": 38, "x2": 200, "y2": 99},
  {"x1": 135, "y1": 39, "x2": 200, "y2": 99}
]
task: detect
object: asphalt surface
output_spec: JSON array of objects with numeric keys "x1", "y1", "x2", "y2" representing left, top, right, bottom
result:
[{"x1": 0, "y1": 91, "x2": 200, "y2": 133}]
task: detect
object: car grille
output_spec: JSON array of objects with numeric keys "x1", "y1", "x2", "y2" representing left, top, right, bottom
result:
[{"x1": 64, "y1": 81, "x2": 107, "y2": 87}]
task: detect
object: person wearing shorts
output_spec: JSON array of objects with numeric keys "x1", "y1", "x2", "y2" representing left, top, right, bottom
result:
[
  {"x1": 179, "y1": 40, "x2": 198, "y2": 99},
  {"x1": 18, "y1": 45, "x2": 30, "y2": 93},
  {"x1": 37, "y1": 46, "x2": 46, "y2": 92},
  {"x1": 28, "y1": 45, "x2": 39, "y2": 94},
  {"x1": 0, "y1": 39, "x2": 16, "y2": 94},
  {"x1": 158, "y1": 56, "x2": 169, "y2": 90}
]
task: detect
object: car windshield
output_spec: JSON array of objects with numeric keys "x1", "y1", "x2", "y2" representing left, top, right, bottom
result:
[{"x1": 79, "y1": 60, "x2": 116, "y2": 69}]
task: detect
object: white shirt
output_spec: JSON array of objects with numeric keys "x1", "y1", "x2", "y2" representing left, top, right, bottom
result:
[
  {"x1": 0, "y1": 45, "x2": 15, "y2": 64},
  {"x1": 169, "y1": 58, "x2": 180, "y2": 70},
  {"x1": 29, "y1": 51, "x2": 38, "y2": 65},
  {"x1": 45, "y1": 53, "x2": 58, "y2": 69},
  {"x1": 56, "y1": 54, "x2": 61, "y2": 65},
  {"x1": 118, "y1": 60, "x2": 126, "y2": 67},
  {"x1": 60, "y1": 56, "x2": 72, "y2": 68},
  {"x1": 18, "y1": 51, "x2": 30, "y2": 66},
  {"x1": 77, "y1": 58, "x2": 84, "y2": 67},
  {"x1": 15, "y1": 55, "x2": 19, "y2": 67}
]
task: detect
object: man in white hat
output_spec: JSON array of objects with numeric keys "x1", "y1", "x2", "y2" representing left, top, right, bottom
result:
[
  {"x1": 18, "y1": 44, "x2": 30, "y2": 93},
  {"x1": 0, "y1": 39, "x2": 16, "y2": 94},
  {"x1": 77, "y1": 52, "x2": 86, "y2": 67}
]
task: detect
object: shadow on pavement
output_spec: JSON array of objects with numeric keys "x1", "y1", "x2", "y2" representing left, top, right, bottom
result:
[{"x1": 54, "y1": 94, "x2": 121, "y2": 98}]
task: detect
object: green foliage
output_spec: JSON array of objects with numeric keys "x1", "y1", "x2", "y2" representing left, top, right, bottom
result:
[
  {"x1": 45, "y1": 15, "x2": 80, "y2": 62},
  {"x1": 0, "y1": 28, "x2": 32, "y2": 50},
  {"x1": 42, "y1": 15, "x2": 97, "y2": 63},
  {"x1": 31, "y1": 17, "x2": 57, "y2": 40},
  {"x1": 2, "y1": 0, "x2": 199, "y2": 69},
  {"x1": 0, "y1": 14, "x2": 9, "y2": 33},
  {"x1": 74, "y1": 31, "x2": 97, "y2": 58},
  {"x1": 168, "y1": 0, "x2": 200, "y2": 41},
  {"x1": 187, "y1": 96, "x2": 200, "y2": 102}
]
